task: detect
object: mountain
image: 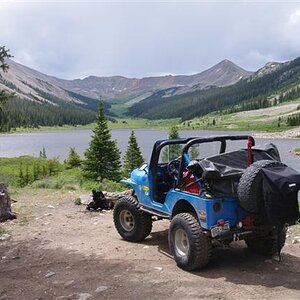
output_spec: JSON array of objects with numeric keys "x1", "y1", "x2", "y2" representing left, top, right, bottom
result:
[
  {"x1": 50, "y1": 59, "x2": 252, "y2": 103},
  {"x1": 0, "y1": 58, "x2": 252, "y2": 108},
  {"x1": 0, "y1": 59, "x2": 104, "y2": 110},
  {"x1": 0, "y1": 59, "x2": 114, "y2": 131},
  {"x1": 128, "y1": 57, "x2": 300, "y2": 120}
]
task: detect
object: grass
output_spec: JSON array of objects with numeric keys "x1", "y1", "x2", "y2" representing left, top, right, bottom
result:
[
  {"x1": 7, "y1": 111, "x2": 299, "y2": 135},
  {"x1": 8, "y1": 117, "x2": 179, "y2": 133},
  {"x1": 0, "y1": 226, "x2": 8, "y2": 235},
  {"x1": 30, "y1": 168, "x2": 127, "y2": 192},
  {"x1": 0, "y1": 156, "x2": 53, "y2": 186},
  {"x1": 0, "y1": 156, "x2": 126, "y2": 192},
  {"x1": 0, "y1": 156, "x2": 127, "y2": 193},
  {"x1": 293, "y1": 148, "x2": 300, "y2": 155},
  {"x1": 177, "y1": 101, "x2": 300, "y2": 132}
]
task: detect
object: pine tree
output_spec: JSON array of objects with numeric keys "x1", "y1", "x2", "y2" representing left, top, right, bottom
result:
[
  {"x1": 66, "y1": 147, "x2": 81, "y2": 169},
  {"x1": 0, "y1": 46, "x2": 14, "y2": 113},
  {"x1": 162, "y1": 126, "x2": 182, "y2": 162},
  {"x1": 18, "y1": 164, "x2": 26, "y2": 187},
  {"x1": 188, "y1": 145, "x2": 200, "y2": 160},
  {"x1": 25, "y1": 165, "x2": 30, "y2": 185},
  {"x1": 40, "y1": 147, "x2": 47, "y2": 159},
  {"x1": 83, "y1": 102, "x2": 121, "y2": 181},
  {"x1": 123, "y1": 131, "x2": 144, "y2": 177},
  {"x1": 33, "y1": 163, "x2": 39, "y2": 181}
]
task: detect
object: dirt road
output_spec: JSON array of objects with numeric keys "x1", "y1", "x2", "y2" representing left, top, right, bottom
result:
[{"x1": 0, "y1": 189, "x2": 300, "y2": 300}]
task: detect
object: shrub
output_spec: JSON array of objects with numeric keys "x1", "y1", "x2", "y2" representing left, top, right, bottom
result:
[{"x1": 74, "y1": 198, "x2": 81, "y2": 205}]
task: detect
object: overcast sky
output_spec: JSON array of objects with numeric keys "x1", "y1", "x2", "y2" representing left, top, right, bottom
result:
[{"x1": 1, "y1": 1, "x2": 300, "y2": 79}]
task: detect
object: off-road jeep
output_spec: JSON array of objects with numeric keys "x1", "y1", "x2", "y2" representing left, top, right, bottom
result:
[{"x1": 113, "y1": 135, "x2": 300, "y2": 271}]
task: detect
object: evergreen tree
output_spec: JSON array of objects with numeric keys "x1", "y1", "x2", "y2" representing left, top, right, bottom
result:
[
  {"x1": 18, "y1": 164, "x2": 26, "y2": 187},
  {"x1": 188, "y1": 145, "x2": 200, "y2": 160},
  {"x1": 0, "y1": 46, "x2": 14, "y2": 112},
  {"x1": 83, "y1": 102, "x2": 121, "y2": 181},
  {"x1": 47, "y1": 158, "x2": 60, "y2": 176},
  {"x1": 40, "y1": 147, "x2": 47, "y2": 159},
  {"x1": 33, "y1": 162, "x2": 42, "y2": 181},
  {"x1": 42, "y1": 164, "x2": 47, "y2": 178},
  {"x1": 25, "y1": 165, "x2": 30, "y2": 185},
  {"x1": 162, "y1": 126, "x2": 182, "y2": 162},
  {"x1": 123, "y1": 131, "x2": 144, "y2": 177},
  {"x1": 66, "y1": 147, "x2": 81, "y2": 169}
]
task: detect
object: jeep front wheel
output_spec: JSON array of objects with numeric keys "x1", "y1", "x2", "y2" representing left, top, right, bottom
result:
[
  {"x1": 169, "y1": 213, "x2": 211, "y2": 271},
  {"x1": 113, "y1": 196, "x2": 152, "y2": 242}
]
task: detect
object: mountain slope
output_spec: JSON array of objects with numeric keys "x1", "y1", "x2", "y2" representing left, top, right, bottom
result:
[
  {"x1": 128, "y1": 57, "x2": 300, "y2": 120},
  {"x1": 51, "y1": 59, "x2": 252, "y2": 103},
  {"x1": 0, "y1": 59, "x2": 252, "y2": 106}
]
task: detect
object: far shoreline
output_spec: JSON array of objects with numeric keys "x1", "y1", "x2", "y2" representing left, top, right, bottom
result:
[{"x1": 1, "y1": 122, "x2": 299, "y2": 139}]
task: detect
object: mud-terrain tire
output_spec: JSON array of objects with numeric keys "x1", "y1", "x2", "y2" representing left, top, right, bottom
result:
[
  {"x1": 238, "y1": 159, "x2": 285, "y2": 214},
  {"x1": 113, "y1": 196, "x2": 152, "y2": 242},
  {"x1": 245, "y1": 225, "x2": 287, "y2": 256},
  {"x1": 169, "y1": 213, "x2": 211, "y2": 271}
]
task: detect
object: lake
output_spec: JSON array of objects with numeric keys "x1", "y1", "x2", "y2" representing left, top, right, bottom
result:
[{"x1": 0, "y1": 129, "x2": 299, "y2": 172}]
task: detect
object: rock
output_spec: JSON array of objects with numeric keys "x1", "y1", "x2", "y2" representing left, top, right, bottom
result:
[
  {"x1": 154, "y1": 267, "x2": 163, "y2": 271},
  {"x1": 11, "y1": 256, "x2": 20, "y2": 260},
  {"x1": 80, "y1": 195, "x2": 92, "y2": 205},
  {"x1": 0, "y1": 234, "x2": 10, "y2": 241},
  {"x1": 274, "y1": 267, "x2": 279, "y2": 271},
  {"x1": 292, "y1": 239, "x2": 298, "y2": 244},
  {"x1": 56, "y1": 295, "x2": 74, "y2": 300},
  {"x1": 264, "y1": 259, "x2": 272, "y2": 263},
  {"x1": 47, "y1": 205, "x2": 55, "y2": 209},
  {"x1": 76, "y1": 293, "x2": 92, "y2": 300},
  {"x1": 45, "y1": 271, "x2": 56, "y2": 278},
  {"x1": 272, "y1": 255, "x2": 281, "y2": 262},
  {"x1": 44, "y1": 213, "x2": 52, "y2": 217},
  {"x1": 95, "y1": 286, "x2": 108, "y2": 293},
  {"x1": 143, "y1": 246, "x2": 149, "y2": 249},
  {"x1": 64, "y1": 280, "x2": 74, "y2": 287}
]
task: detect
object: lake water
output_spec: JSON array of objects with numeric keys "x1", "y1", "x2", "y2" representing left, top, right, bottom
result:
[{"x1": 0, "y1": 129, "x2": 299, "y2": 172}]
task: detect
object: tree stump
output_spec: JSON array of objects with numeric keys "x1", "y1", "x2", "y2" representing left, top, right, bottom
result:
[{"x1": 0, "y1": 183, "x2": 16, "y2": 222}]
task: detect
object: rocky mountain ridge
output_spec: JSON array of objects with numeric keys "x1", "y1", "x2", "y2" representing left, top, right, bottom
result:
[{"x1": 0, "y1": 58, "x2": 253, "y2": 107}]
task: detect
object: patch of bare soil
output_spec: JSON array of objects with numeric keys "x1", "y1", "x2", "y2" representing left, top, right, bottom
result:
[
  {"x1": 236, "y1": 103, "x2": 299, "y2": 118},
  {"x1": 1, "y1": 189, "x2": 300, "y2": 300}
]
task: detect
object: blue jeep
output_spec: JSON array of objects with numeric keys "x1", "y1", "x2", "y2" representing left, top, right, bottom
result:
[{"x1": 113, "y1": 135, "x2": 300, "y2": 270}]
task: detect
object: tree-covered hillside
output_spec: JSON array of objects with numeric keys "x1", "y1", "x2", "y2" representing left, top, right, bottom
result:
[
  {"x1": 0, "y1": 91, "x2": 115, "y2": 132},
  {"x1": 128, "y1": 57, "x2": 300, "y2": 120},
  {"x1": 0, "y1": 97, "x2": 96, "y2": 131}
]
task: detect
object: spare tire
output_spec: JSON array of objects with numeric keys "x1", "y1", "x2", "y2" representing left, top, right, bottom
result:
[{"x1": 237, "y1": 159, "x2": 285, "y2": 215}]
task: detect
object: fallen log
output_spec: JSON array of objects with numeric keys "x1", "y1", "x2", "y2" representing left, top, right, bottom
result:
[{"x1": 0, "y1": 183, "x2": 16, "y2": 222}]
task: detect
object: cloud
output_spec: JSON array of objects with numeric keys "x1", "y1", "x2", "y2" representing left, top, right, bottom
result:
[{"x1": 0, "y1": 1, "x2": 300, "y2": 79}]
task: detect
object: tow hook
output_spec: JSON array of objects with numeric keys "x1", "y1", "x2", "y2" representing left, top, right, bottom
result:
[{"x1": 233, "y1": 231, "x2": 252, "y2": 241}]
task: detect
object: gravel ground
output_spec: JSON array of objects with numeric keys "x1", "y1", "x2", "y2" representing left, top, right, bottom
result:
[{"x1": 0, "y1": 189, "x2": 300, "y2": 300}]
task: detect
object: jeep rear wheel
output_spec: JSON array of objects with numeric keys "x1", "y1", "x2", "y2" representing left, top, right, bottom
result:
[
  {"x1": 238, "y1": 159, "x2": 285, "y2": 214},
  {"x1": 169, "y1": 213, "x2": 211, "y2": 271},
  {"x1": 245, "y1": 225, "x2": 287, "y2": 256},
  {"x1": 113, "y1": 196, "x2": 152, "y2": 242}
]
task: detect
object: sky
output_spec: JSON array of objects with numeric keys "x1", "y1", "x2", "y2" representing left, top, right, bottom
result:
[{"x1": 1, "y1": 1, "x2": 300, "y2": 79}]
